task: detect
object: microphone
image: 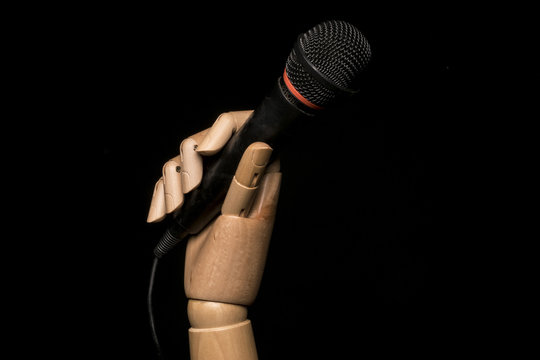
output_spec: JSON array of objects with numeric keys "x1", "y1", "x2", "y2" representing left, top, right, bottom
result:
[{"x1": 153, "y1": 20, "x2": 371, "y2": 258}]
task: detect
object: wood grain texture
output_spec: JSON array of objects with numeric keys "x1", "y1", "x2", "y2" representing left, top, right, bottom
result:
[
  {"x1": 184, "y1": 172, "x2": 281, "y2": 305},
  {"x1": 184, "y1": 213, "x2": 274, "y2": 305}
]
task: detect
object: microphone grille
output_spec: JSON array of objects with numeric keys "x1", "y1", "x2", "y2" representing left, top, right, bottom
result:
[{"x1": 285, "y1": 20, "x2": 372, "y2": 108}]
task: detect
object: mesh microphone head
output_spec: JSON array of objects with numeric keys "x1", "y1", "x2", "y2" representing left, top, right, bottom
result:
[{"x1": 285, "y1": 20, "x2": 371, "y2": 109}]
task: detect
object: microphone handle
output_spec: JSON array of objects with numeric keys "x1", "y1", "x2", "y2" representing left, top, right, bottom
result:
[{"x1": 153, "y1": 77, "x2": 313, "y2": 258}]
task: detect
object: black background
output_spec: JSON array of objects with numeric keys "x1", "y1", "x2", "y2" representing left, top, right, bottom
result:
[{"x1": 98, "y1": 3, "x2": 536, "y2": 359}]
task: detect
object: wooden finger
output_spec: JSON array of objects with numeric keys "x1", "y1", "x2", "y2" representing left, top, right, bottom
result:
[
  {"x1": 147, "y1": 177, "x2": 167, "y2": 223},
  {"x1": 179, "y1": 138, "x2": 203, "y2": 193},
  {"x1": 162, "y1": 157, "x2": 184, "y2": 213},
  {"x1": 197, "y1": 110, "x2": 253, "y2": 155},
  {"x1": 221, "y1": 142, "x2": 273, "y2": 217}
]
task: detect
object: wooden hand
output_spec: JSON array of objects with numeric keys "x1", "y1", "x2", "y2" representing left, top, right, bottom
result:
[{"x1": 148, "y1": 111, "x2": 281, "y2": 360}]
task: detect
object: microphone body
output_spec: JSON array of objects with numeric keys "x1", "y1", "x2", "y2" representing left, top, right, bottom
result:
[{"x1": 153, "y1": 20, "x2": 371, "y2": 258}]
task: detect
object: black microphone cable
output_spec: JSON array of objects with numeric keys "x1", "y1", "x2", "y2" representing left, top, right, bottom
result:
[{"x1": 148, "y1": 257, "x2": 161, "y2": 358}]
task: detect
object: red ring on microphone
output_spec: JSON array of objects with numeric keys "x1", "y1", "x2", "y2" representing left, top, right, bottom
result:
[{"x1": 283, "y1": 69, "x2": 323, "y2": 110}]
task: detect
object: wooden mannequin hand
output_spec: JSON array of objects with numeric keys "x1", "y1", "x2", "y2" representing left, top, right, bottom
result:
[
  {"x1": 147, "y1": 110, "x2": 253, "y2": 223},
  {"x1": 147, "y1": 111, "x2": 282, "y2": 360}
]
